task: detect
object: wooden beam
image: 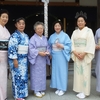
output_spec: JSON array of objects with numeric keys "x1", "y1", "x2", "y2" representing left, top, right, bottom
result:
[
  {"x1": 0, "y1": 1, "x2": 39, "y2": 6},
  {"x1": 0, "y1": 1, "x2": 79, "y2": 6},
  {"x1": 49, "y1": 2, "x2": 79, "y2": 6}
]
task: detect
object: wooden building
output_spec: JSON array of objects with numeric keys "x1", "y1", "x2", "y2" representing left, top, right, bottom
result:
[{"x1": 0, "y1": 0, "x2": 99, "y2": 37}]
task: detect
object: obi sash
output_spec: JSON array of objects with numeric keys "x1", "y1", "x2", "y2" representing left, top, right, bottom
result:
[
  {"x1": 98, "y1": 38, "x2": 100, "y2": 45},
  {"x1": 18, "y1": 45, "x2": 28, "y2": 54},
  {"x1": 74, "y1": 38, "x2": 87, "y2": 47},
  {"x1": 37, "y1": 46, "x2": 46, "y2": 52},
  {"x1": 52, "y1": 44, "x2": 63, "y2": 51},
  {"x1": 0, "y1": 40, "x2": 8, "y2": 50}
]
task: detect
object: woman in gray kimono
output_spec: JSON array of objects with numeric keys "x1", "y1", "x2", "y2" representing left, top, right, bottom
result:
[
  {"x1": 95, "y1": 28, "x2": 100, "y2": 94},
  {"x1": 28, "y1": 21, "x2": 50, "y2": 98}
]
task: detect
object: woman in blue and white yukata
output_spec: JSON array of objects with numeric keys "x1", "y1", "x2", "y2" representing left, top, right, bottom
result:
[{"x1": 8, "y1": 17, "x2": 29, "y2": 100}]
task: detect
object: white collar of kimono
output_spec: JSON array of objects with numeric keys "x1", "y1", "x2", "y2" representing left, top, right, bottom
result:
[
  {"x1": 20, "y1": 32, "x2": 25, "y2": 37},
  {"x1": 78, "y1": 26, "x2": 88, "y2": 32},
  {"x1": 39, "y1": 35, "x2": 43, "y2": 39},
  {"x1": 20, "y1": 32, "x2": 24, "y2": 34},
  {"x1": 55, "y1": 30, "x2": 63, "y2": 35},
  {"x1": 0, "y1": 24, "x2": 5, "y2": 29}
]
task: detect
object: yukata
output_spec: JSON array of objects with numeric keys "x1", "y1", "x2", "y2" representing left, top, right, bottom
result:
[
  {"x1": 71, "y1": 26, "x2": 95, "y2": 96},
  {"x1": 95, "y1": 28, "x2": 100, "y2": 92},
  {"x1": 8, "y1": 30, "x2": 29, "y2": 99},
  {"x1": 0, "y1": 24, "x2": 10, "y2": 100},
  {"x1": 28, "y1": 33, "x2": 50, "y2": 92},
  {"x1": 48, "y1": 30, "x2": 71, "y2": 91}
]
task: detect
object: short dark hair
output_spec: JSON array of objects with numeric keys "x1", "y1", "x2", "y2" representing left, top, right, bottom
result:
[
  {"x1": 52, "y1": 20, "x2": 63, "y2": 31},
  {"x1": 76, "y1": 15, "x2": 87, "y2": 22},
  {"x1": 15, "y1": 17, "x2": 25, "y2": 24},
  {"x1": 0, "y1": 9, "x2": 9, "y2": 17}
]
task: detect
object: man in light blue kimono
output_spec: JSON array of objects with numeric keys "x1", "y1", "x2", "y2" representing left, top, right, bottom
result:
[
  {"x1": 48, "y1": 21, "x2": 71, "y2": 96},
  {"x1": 8, "y1": 17, "x2": 29, "y2": 100}
]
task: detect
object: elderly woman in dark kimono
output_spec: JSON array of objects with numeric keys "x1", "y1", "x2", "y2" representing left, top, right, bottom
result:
[{"x1": 28, "y1": 21, "x2": 50, "y2": 98}]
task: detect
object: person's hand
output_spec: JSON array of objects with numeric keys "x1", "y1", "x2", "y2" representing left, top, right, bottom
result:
[
  {"x1": 38, "y1": 52, "x2": 47, "y2": 56},
  {"x1": 73, "y1": 51, "x2": 86, "y2": 60},
  {"x1": 73, "y1": 51, "x2": 81, "y2": 60},
  {"x1": 45, "y1": 51, "x2": 50, "y2": 55},
  {"x1": 13, "y1": 59, "x2": 18, "y2": 68},
  {"x1": 78, "y1": 52, "x2": 86, "y2": 60},
  {"x1": 96, "y1": 45, "x2": 100, "y2": 50},
  {"x1": 56, "y1": 43, "x2": 64, "y2": 49}
]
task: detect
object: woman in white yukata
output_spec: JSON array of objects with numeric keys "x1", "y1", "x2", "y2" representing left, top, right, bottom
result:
[
  {"x1": 0, "y1": 9, "x2": 10, "y2": 100},
  {"x1": 71, "y1": 12, "x2": 95, "y2": 99},
  {"x1": 28, "y1": 21, "x2": 50, "y2": 98},
  {"x1": 8, "y1": 17, "x2": 29, "y2": 100}
]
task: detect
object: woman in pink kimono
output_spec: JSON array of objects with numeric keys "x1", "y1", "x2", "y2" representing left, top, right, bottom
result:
[
  {"x1": 0, "y1": 9, "x2": 10, "y2": 100},
  {"x1": 71, "y1": 13, "x2": 95, "y2": 99}
]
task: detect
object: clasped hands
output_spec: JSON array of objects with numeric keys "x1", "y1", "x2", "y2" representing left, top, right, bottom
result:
[
  {"x1": 55, "y1": 43, "x2": 64, "y2": 49},
  {"x1": 38, "y1": 51, "x2": 50, "y2": 56},
  {"x1": 73, "y1": 51, "x2": 86, "y2": 60}
]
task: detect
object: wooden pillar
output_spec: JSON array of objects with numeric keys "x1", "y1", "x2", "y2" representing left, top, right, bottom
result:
[
  {"x1": 75, "y1": 0, "x2": 79, "y2": 3},
  {"x1": 63, "y1": 18, "x2": 66, "y2": 32},
  {"x1": 97, "y1": 0, "x2": 100, "y2": 28}
]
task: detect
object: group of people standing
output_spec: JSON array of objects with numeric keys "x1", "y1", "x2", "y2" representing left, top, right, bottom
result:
[{"x1": 0, "y1": 9, "x2": 100, "y2": 100}]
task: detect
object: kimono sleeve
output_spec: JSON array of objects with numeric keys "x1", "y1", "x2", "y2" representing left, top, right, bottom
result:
[
  {"x1": 71, "y1": 31, "x2": 75, "y2": 52},
  {"x1": 46, "y1": 38, "x2": 50, "y2": 65},
  {"x1": 95, "y1": 29, "x2": 99, "y2": 44},
  {"x1": 85, "y1": 29, "x2": 95, "y2": 54},
  {"x1": 8, "y1": 34, "x2": 19, "y2": 59},
  {"x1": 84, "y1": 29, "x2": 95, "y2": 63},
  {"x1": 48, "y1": 36, "x2": 52, "y2": 55},
  {"x1": 62, "y1": 34, "x2": 72, "y2": 61},
  {"x1": 71, "y1": 31, "x2": 77, "y2": 61},
  {"x1": 28, "y1": 37, "x2": 38, "y2": 65}
]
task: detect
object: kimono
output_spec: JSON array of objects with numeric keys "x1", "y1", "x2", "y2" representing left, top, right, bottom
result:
[
  {"x1": 95, "y1": 28, "x2": 100, "y2": 92},
  {"x1": 28, "y1": 33, "x2": 50, "y2": 92},
  {"x1": 48, "y1": 30, "x2": 71, "y2": 91},
  {"x1": 71, "y1": 26, "x2": 95, "y2": 96},
  {"x1": 0, "y1": 24, "x2": 10, "y2": 100},
  {"x1": 8, "y1": 30, "x2": 29, "y2": 99}
]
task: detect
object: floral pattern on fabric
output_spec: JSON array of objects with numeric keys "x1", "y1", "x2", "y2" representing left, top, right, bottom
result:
[{"x1": 8, "y1": 30, "x2": 29, "y2": 98}]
